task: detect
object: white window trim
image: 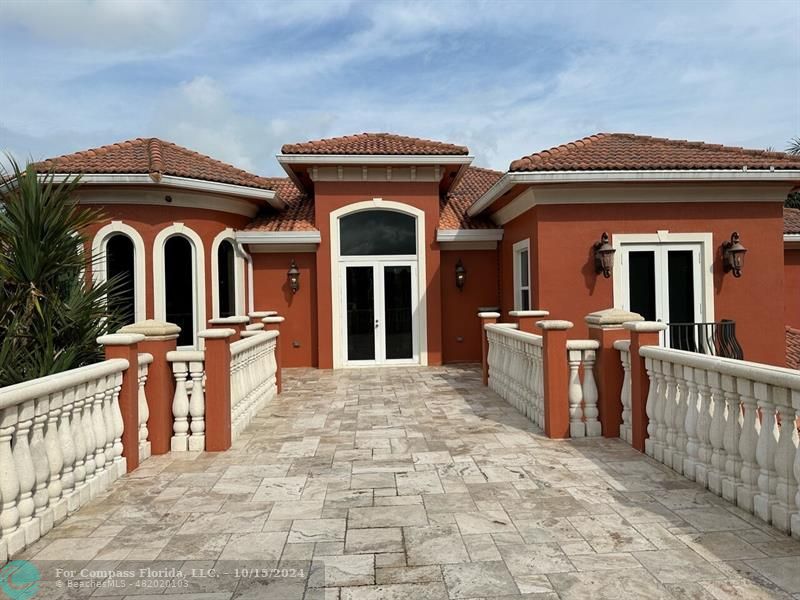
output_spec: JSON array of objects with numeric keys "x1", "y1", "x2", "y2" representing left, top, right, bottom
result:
[
  {"x1": 153, "y1": 223, "x2": 207, "y2": 348},
  {"x1": 211, "y1": 228, "x2": 246, "y2": 318},
  {"x1": 91, "y1": 221, "x2": 147, "y2": 323},
  {"x1": 512, "y1": 238, "x2": 531, "y2": 311},
  {"x1": 329, "y1": 198, "x2": 428, "y2": 369},
  {"x1": 611, "y1": 231, "x2": 715, "y2": 323}
]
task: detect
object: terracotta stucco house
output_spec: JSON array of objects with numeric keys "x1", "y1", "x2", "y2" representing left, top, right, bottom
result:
[{"x1": 35, "y1": 132, "x2": 800, "y2": 369}]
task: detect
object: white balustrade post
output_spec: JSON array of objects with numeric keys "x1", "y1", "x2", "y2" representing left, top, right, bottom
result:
[
  {"x1": 721, "y1": 374, "x2": 743, "y2": 503},
  {"x1": 754, "y1": 382, "x2": 779, "y2": 523},
  {"x1": 44, "y1": 391, "x2": 65, "y2": 524},
  {"x1": 683, "y1": 372, "x2": 700, "y2": 480},
  {"x1": 737, "y1": 377, "x2": 760, "y2": 512},
  {"x1": 110, "y1": 372, "x2": 125, "y2": 479},
  {"x1": 188, "y1": 361, "x2": 206, "y2": 451},
  {"x1": 771, "y1": 390, "x2": 799, "y2": 534},
  {"x1": 171, "y1": 361, "x2": 190, "y2": 452},
  {"x1": 582, "y1": 349, "x2": 601, "y2": 437},
  {"x1": 653, "y1": 360, "x2": 668, "y2": 463},
  {"x1": 30, "y1": 397, "x2": 50, "y2": 525},
  {"x1": 644, "y1": 358, "x2": 657, "y2": 457},
  {"x1": 672, "y1": 365, "x2": 689, "y2": 475},
  {"x1": 58, "y1": 388, "x2": 76, "y2": 506},
  {"x1": 71, "y1": 384, "x2": 89, "y2": 509},
  {"x1": 694, "y1": 368, "x2": 713, "y2": 489},
  {"x1": 90, "y1": 375, "x2": 108, "y2": 495},
  {"x1": 619, "y1": 345, "x2": 632, "y2": 443},
  {"x1": 0, "y1": 406, "x2": 23, "y2": 556},
  {"x1": 792, "y1": 390, "x2": 800, "y2": 539},
  {"x1": 567, "y1": 350, "x2": 585, "y2": 438},
  {"x1": 662, "y1": 362, "x2": 677, "y2": 467},
  {"x1": 80, "y1": 379, "x2": 96, "y2": 492},
  {"x1": 707, "y1": 372, "x2": 727, "y2": 496},
  {"x1": 102, "y1": 377, "x2": 117, "y2": 480},
  {"x1": 138, "y1": 356, "x2": 151, "y2": 461}
]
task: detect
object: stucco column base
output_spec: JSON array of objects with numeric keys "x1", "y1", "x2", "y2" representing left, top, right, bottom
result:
[
  {"x1": 537, "y1": 320, "x2": 574, "y2": 439},
  {"x1": 119, "y1": 320, "x2": 180, "y2": 455},
  {"x1": 509, "y1": 310, "x2": 550, "y2": 334},
  {"x1": 478, "y1": 312, "x2": 501, "y2": 386},
  {"x1": 98, "y1": 333, "x2": 145, "y2": 473},
  {"x1": 624, "y1": 321, "x2": 667, "y2": 453},
  {"x1": 263, "y1": 316, "x2": 285, "y2": 393},
  {"x1": 199, "y1": 328, "x2": 235, "y2": 451},
  {"x1": 586, "y1": 309, "x2": 643, "y2": 439}
]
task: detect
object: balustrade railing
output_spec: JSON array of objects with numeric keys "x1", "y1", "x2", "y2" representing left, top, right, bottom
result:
[
  {"x1": 613, "y1": 340, "x2": 633, "y2": 444},
  {"x1": 137, "y1": 353, "x2": 153, "y2": 462},
  {"x1": 566, "y1": 340, "x2": 601, "y2": 437},
  {"x1": 0, "y1": 359, "x2": 128, "y2": 557},
  {"x1": 639, "y1": 345, "x2": 800, "y2": 537},
  {"x1": 486, "y1": 324, "x2": 545, "y2": 428},
  {"x1": 166, "y1": 350, "x2": 205, "y2": 452},
  {"x1": 230, "y1": 331, "x2": 278, "y2": 441}
]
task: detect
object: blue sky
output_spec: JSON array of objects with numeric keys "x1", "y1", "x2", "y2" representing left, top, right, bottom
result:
[{"x1": 1, "y1": 0, "x2": 798, "y2": 176}]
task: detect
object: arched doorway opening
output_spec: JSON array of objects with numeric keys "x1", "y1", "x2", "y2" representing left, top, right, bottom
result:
[
  {"x1": 105, "y1": 234, "x2": 135, "y2": 324},
  {"x1": 164, "y1": 235, "x2": 195, "y2": 346},
  {"x1": 217, "y1": 240, "x2": 236, "y2": 318}
]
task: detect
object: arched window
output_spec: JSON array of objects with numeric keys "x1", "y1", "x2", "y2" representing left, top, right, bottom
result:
[
  {"x1": 340, "y1": 210, "x2": 416, "y2": 256},
  {"x1": 217, "y1": 240, "x2": 236, "y2": 318},
  {"x1": 164, "y1": 236, "x2": 195, "y2": 346},
  {"x1": 105, "y1": 234, "x2": 136, "y2": 324}
]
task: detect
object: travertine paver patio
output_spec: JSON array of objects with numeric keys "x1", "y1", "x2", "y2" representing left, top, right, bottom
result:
[{"x1": 17, "y1": 365, "x2": 800, "y2": 599}]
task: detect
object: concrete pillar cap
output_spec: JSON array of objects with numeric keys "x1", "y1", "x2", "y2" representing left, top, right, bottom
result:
[
  {"x1": 586, "y1": 308, "x2": 644, "y2": 328},
  {"x1": 209, "y1": 316, "x2": 250, "y2": 325},
  {"x1": 249, "y1": 311, "x2": 278, "y2": 318},
  {"x1": 97, "y1": 333, "x2": 145, "y2": 346},
  {"x1": 623, "y1": 321, "x2": 668, "y2": 333},
  {"x1": 118, "y1": 320, "x2": 181, "y2": 338},
  {"x1": 509, "y1": 310, "x2": 550, "y2": 318},
  {"x1": 263, "y1": 316, "x2": 285, "y2": 324},
  {"x1": 536, "y1": 320, "x2": 574, "y2": 331},
  {"x1": 198, "y1": 328, "x2": 236, "y2": 339},
  {"x1": 478, "y1": 312, "x2": 501, "y2": 319}
]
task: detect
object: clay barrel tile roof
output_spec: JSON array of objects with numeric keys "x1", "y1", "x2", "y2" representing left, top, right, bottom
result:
[
  {"x1": 509, "y1": 133, "x2": 800, "y2": 172},
  {"x1": 439, "y1": 166, "x2": 503, "y2": 230},
  {"x1": 785, "y1": 208, "x2": 800, "y2": 235},
  {"x1": 281, "y1": 132, "x2": 469, "y2": 156},
  {"x1": 243, "y1": 178, "x2": 316, "y2": 232},
  {"x1": 35, "y1": 138, "x2": 275, "y2": 190}
]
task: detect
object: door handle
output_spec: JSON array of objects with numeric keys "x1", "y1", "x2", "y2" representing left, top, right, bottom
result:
[{"x1": 375, "y1": 319, "x2": 379, "y2": 328}]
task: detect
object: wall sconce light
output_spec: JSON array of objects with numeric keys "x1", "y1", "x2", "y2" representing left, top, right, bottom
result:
[
  {"x1": 287, "y1": 259, "x2": 300, "y2": 293},
  {"x1": 455, "y1": 259, "x2": 467, "y2": 291},
  {"x1": 593, "y1": 232, "x2": 616, "y2": 278},
  {"x1": 722, "y1": 232, "x2": 747, "y2": 278}
]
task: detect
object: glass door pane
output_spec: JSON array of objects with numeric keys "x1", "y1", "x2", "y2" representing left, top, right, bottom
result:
[
  {"x1": 667, "y1": 249, "x2": 697, "y2": 352},
  {"x1": 346, "y1": 266, "x2": 375, "y2": 361},
  {"x1": 383, "y1": 266, "x2": 413, "y2": 359},
  {"x1": 628, "y1": 251, "x2": 657, "y2": 322}
]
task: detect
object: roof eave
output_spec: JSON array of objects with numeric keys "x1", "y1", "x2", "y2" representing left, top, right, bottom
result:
[
  {"x1": 277, "y1": 154, "x2": 474, "y2": 165},
  {"x1": 37, "y1": 173, "x2": 285, "y2": 209},
  {"x1": 467, "y1": 169, "x2": 800, "y2": 217}
]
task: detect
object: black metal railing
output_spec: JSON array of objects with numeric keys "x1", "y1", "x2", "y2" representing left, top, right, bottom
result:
[{"x1": 667, "y1": 320, "x2": 743, "y2": 360}]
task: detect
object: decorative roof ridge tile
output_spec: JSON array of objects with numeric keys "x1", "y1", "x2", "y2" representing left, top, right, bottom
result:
[{"x1": 281, "y1": 132, "x2": 469, "y2": 155}]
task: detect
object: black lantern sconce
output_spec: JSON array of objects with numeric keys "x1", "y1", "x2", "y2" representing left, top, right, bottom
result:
[
  {"x1": 287, "y1": 259, "x2": 300, "y2": 294},
  {"x1": 722, "y1": 232, "x2": 747, "y2": 278},
  {"x1": 455, "y1": 259, "x2": 467, "y2": 291},
  {"x1": 593, "y1": 232, "x2": 616, "y2": 279}
]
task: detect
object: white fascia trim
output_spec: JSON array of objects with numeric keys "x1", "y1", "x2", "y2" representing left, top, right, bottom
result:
[
  {"x1": 235, "y1": 231, "x2": 322, "y2": 245},
  {"x1": 785, "y1": 234, "x2": 800, "y2": 243},
  {"x1": 467, "y1": 169, "x2": 800, "y2": 216},
  {"x1": 277, "y1": 154, "x2": 474, "y2": 166},
  {"x1": 436, "y1": 229, "x2": 504, "y2": 242},
  {"x1": 42, "y1": 173, "x2": 284, "y2": 209}
]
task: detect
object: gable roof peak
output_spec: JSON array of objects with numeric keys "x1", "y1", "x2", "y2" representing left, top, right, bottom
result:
[{"x1": 281, "y1": 132, "x2": 469, "y2": 156}]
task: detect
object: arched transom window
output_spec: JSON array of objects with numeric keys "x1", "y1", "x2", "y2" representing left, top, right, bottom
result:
[{"x1": 339, "y1": 210, "x2": 416, "y2": 256}]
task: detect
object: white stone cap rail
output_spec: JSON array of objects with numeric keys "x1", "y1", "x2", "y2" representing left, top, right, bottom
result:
[
  {"x1": 478, "y1": 312, "x2": 501, "y2": 319},
  {"x1": 230, "y1": 329, "x2": 279, "y2": 355},
  {"x1": 613, "y1": 339, "x2": 632, "y2": 352},
  {"x1": 509, "y1": 310, "x2": 550, "y2": 318},
  {"x1": 566, "y1": 339, "x2": 600, "y2": 351},
  {"x1": 208, "y1": 316, "x2": 250, "y2": 326},
  {"x1": 249, "y1": 311, "x2": 278, "y2": 319},
  {"x1": 138, "y1": 353, "x2": 154, "y2": 367},
  {"x1": 484, "y1": 322, "x2": 540, "y2": 344},
  {"x1": 0, "y1": 359, "x2": 129, "y2": 409}
]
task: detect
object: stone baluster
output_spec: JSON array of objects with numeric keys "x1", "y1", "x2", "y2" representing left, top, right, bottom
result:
[
  {"x1": 30, "y1": 396, "x2": 50, "y2": 520},
  {"x1": 138, "y1": 359, "x2": 150, "y2": 461},
  {"x1": 58, "y1": 387, "x2": 76, "y2": 503},
  {"x1": 652, "y1": 360, "x2": 668, "y2": 463},
  {"x1": 694, "y1": 369, "x2": 713, "y2": 488},
  {"x1": 619, "y1": 345, "x2": 632, "y2": 444},
  {"x1": 171, "y1": 361, "x2": 190, "y2": 451},
  {"x1": 706, "y1": 372, "x2": 727, "y2": 496},
  {"x1": 792, "y1": 394, "x2": 800, "y2": 539},
  {"x1": 582, "y1": 349, "x2": 600, "y2": 437},
  {"x1": 70, "y1": 384, "x2": 88, "y2": 509},
  {"x1": 683, "y1": 370, "x2": 700, "y2": 480},
  {"x1": 188, "y1": 360, "x2": 206, "y2": 451},
  {"x1": 0, "y1": 407, "x2": 21, "y2": 555},
  {"x1": 662, "y1": 362, "x2": 678, "y2": 468},
  {"x1": 91, "y1": 375, "x2": 108, "y2": 490},
  {"x1": 737, "y1": 377, "x2": 760, "y2": 512},
  {"x1": 111, "y1": 372, "x2": 125, "y2": 478},
  {"x1": 81, "y1": 378, "x2": 96, "y2": 486},
  {"x1": 721, "y1": 374, "x2": 743, "y2": 503},
  {"x1": 101, "y1": 376, "x2": 116, "y2": 477},
  {"x1": 671, "y1": 366, "x2": 688, "y2": 475},
  {"x1": 567, "y1": 350, "x2": 585, "y2": 438},
  {"x1": 44, "y1": 391, "x2": 64, "y2": 523},
  {"x1": 754, "y1": 382, "x2": 779, "y2": 523},
  {"x1": 643, "y1": 358, "x2": 657, "y2": 457},
  {"x1": 771, "y1": 390, "x2": 799, "y2": 533}
]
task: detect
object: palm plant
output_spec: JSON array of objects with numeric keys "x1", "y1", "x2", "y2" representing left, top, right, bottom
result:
[
  {"x1": 787, "y1": 137, "x2": 800, "y2": 156},
  {"x1": 0, "y1": 158, "x2": 128, "y2": 386}
]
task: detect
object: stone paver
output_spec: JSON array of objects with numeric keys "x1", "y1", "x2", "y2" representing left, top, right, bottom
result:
[{"x1": 15, "y1": 365, "x2": 800, "y2": 599}]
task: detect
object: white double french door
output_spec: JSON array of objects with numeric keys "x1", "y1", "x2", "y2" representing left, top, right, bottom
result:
[{"x1": 339, "y1": 258, "x2": 419, "y2": 365}]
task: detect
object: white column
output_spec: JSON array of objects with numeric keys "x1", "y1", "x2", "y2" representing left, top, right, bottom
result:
[
  {"x1": 188, "y1": 361, "x2": 206, "y2": 452},
  {"x1": 694, "y1": 369, "x2": 713, "y2": 489},
  {"x1": 737, "y1": 377, "x2": 760, "y2": 512},
  {"x1": 567, "y1": 350, "x2": 585, "y2": 438},
  {"x1": 771, "y1": 392, "x2": 799, "y2": 534},
  {"x1": 721, "y1": 374, "x2": 742, "y2": 503},
  {"x1": 754, "y1": 382, "x2": 779, "y2": 523},
  {"x1": 707, "y1": 372, "x2": 726, "y2": 496},
  {"x1": 171, "y1": 362, "x2": 190, "y2": 452}
]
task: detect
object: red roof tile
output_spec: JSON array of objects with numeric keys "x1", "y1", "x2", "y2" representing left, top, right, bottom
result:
[
  {"x1": 439, "y1": 167, "x2": 503, "y2": 230},
  {"x1": 36, "y1": 138, "x2": 274, "y2": 190},
  {"x1": 281, "y1": 133, "x2": 468, "y2": 156},
  {"x1": 510, "y1": 133, "x2": 800, "y2": 172},
  {"x1": 785, "y1": 208, "x2": 800, "y2": 235},
  {"x1": 787, "y1": 327, "x2": 800, "y2": 370},
  {"x1": 243, "y1": 178, "x2": 316, "y2": 232}
]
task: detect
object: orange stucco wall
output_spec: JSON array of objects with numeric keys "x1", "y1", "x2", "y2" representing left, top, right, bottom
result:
[
  {"x1": 251, "y1": 252, "x2": 318, "y2": 367},
  {"x1": 84, "y1": 202, "x2": 251, "y2": 322},
  {"x1": 501, "y1": 201, "x2": 785, "y2": 366},
  {"x1": 786, "y1": 247, "x2": 800, "y2": 329},
  {"x1": 441, "y1": 249, "x2": 500, "y2": 363},
  {"x1": 313, "y1": 181, "x2": 443, "y2": 368}
]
